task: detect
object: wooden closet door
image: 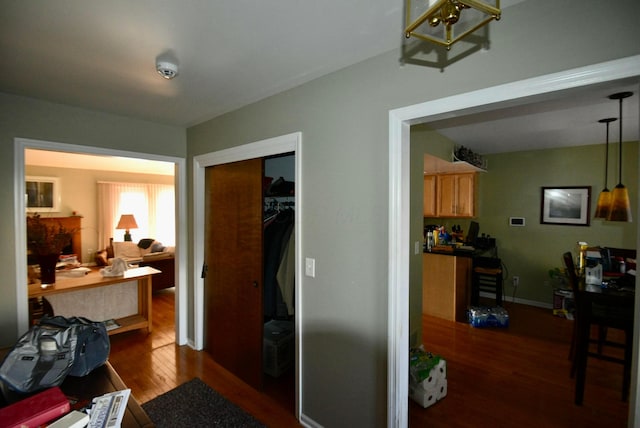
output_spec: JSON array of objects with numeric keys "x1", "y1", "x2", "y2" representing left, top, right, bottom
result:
[{"x1": 204, "y1": 158, "x2": 264, "y2": 389}]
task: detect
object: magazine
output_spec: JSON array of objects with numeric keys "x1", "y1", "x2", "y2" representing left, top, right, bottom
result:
[
  {"x1": 87, "y1": 389, "x2": 130, "y2": 428},
  {"x1": 103, "y1": 319, "x2": 121, "y2": 332}
]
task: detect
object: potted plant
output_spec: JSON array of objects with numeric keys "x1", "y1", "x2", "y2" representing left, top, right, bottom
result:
[{"x1": 27, "y1": 214, "x2": 73, "y2": 285}]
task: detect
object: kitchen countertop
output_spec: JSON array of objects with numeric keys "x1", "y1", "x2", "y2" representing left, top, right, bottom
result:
[{"x1": 425, "y1": 246, "x2": 494, "y2": 257}]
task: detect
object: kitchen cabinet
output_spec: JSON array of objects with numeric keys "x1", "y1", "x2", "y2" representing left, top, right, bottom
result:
[
  {"x1": 424, "y1": 172, "x2": 476, "y2": 218},
  {"x1": 437, "y1": 173, "x2": 475, "y2": 217},
  {"x1": 422, "y1": 253, "x2": 471, "y2": 322},
  {"x1": 423, "y1": 174, "x2": 437, "y2": 217}
]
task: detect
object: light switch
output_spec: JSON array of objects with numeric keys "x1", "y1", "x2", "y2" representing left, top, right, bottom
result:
[{"x1": 305, "y1": 257, "x2": 316, "y2": 278}]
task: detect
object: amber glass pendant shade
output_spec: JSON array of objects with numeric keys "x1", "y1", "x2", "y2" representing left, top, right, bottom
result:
[
  {"x1": 594, "y1": 189, "x2": 612, "y2": 219},
  {"x1": 606, "y1": 91, "x2": 633, "y2": 222},
  {"x1": 608, "y1": 184, "x2": 632, "y2": 222},
  {"x1": 594, "y1": 117, "x2": 616, "y2": 219}
]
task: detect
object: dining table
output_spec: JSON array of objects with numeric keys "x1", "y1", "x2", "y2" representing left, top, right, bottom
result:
[{"x1": 573, "y1": 276, "x2": 636, "y2": 405}]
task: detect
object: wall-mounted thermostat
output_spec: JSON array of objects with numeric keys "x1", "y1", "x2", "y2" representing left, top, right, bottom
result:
[{"x1": 509, "y1": 217, "x2": 525, "y2": 226}]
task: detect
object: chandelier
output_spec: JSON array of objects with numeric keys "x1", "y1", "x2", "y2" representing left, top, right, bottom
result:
[{"x1": 405, "y1": 0, "x2": 501, "y2": 50}]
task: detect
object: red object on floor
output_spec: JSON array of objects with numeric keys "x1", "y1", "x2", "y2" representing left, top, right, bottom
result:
[{"x1": 0, "y1": 386, "x2": 70, "y2": 428}]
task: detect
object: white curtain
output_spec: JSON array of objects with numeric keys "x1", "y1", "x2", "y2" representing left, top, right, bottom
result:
[{"x1": 97, "y1": 182, "x2": 175, "y2": 247}]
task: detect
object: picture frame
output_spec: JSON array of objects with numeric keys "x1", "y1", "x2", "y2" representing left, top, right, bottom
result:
[
  {"x1": 26, "y1": 176, "x2": 61, "y2": 213},
  {"x1": 540, "y1": 186, "x2": 591, "y2": 226}
]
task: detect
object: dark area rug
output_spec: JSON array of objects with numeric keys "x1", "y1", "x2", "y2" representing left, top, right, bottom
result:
[{"x1": 142, "y1": 378, "x2": 266, "y2": 427}]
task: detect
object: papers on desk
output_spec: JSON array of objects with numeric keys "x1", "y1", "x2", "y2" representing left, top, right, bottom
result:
[
  {"x1": 57, "y1": 267, "x2": 91, "y2": 277},
  {"x1": 88, "y1": 389, "x2": 130, "y2": 428}
]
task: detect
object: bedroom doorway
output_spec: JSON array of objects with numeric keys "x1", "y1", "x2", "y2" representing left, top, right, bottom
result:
[{"x1": 15, "y1": 138, "x2": 188, "y2": 346}]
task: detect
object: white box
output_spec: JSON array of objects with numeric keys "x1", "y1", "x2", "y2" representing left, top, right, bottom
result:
[{"x1": 263, "y1": 320, "x2": 294, "y2": 377}]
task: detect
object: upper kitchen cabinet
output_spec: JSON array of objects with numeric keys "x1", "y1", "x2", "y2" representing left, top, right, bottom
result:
[
  {"x1": 423, "y1": 174, "x2": 437, "y2": 217},
  {"x1": 437, "y1": 173, "x2": 476, "y2": 218},
  {"x1": 423, "y1": 153, "x2": 484, "y2": 219}
]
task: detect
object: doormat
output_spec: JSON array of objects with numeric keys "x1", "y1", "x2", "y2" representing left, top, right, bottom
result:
[{"x1": 142, "y1": 377, "x2": 266, "y2": 427}]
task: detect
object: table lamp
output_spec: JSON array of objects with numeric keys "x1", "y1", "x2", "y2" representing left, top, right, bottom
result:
[{"x1": 116, "y1": 214, "x2": 138, "y2": 241}]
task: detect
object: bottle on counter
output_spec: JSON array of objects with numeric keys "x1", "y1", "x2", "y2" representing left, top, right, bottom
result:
[{"x1": 426, "y1": 231, "x2": 434, "y2": 251}]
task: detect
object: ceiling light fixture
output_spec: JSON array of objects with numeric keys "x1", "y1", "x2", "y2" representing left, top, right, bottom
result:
[
  {"x1": 593, "y1": 117, "x2": 616, "y2": 219},
  {"x1": 404, "y1": 0, "x2": 501, "y2": 50},
  {"x1": 607, "y1": 91, "x2": 633, "y2": 222},
  {"x1": 156, "y1": 60, "x2": 179, "y2": 80}
]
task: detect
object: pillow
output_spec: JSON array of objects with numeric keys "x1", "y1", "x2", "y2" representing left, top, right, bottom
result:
[
  {"x1": 112, "y1": 241, "x2": 142, "y2": 259},
  {"x1": 151, "y1": 242, "x2": 166, "y2": 253}
]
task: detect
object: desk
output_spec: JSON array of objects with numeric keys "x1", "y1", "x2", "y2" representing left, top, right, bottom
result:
[
  {"x1": 28, "y1": 267, "x2": 159, "y2": 335},
  {"x1": 574, "y1": 282, "x2": 635, "y2": 405}
]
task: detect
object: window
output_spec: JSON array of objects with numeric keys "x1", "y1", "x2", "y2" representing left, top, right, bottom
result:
[{"x1": 98, "y1": 182, "x2": 175, "y2": 246}]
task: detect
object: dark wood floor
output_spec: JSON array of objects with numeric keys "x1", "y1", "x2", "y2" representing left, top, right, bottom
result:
[
  {"x1": 107, "y1": 288, "x2": 300, "y2": 428},
  {"x1": 109, "y1": 291, "x2": 630, "y2": 427},
  {"x1": 409, "y1": 299, "x2": 630, "y2": 427}
]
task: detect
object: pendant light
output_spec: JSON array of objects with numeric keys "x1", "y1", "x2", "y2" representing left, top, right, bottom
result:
[
  {"x1": 593, "y1": 117, "x2": 616, "y2": 219},
  {"x1": 607, "y1": 91, "x2": 633, "y2": 222}
]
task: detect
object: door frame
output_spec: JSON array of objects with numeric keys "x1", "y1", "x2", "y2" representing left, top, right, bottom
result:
[
  {"x1": 193, "y1": 131, "x2": 302, "y2": 418},
  {"x1": 388, "y1": 55, "x2": 640, "y2": 427},
  {"x1": 14, "y1": 138, "x2": 188, "y2": 346}
]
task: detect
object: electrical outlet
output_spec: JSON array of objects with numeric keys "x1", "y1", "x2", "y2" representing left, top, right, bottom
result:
[{"x1": 512, "y1": 276, "x2": 519, "y2": 287}]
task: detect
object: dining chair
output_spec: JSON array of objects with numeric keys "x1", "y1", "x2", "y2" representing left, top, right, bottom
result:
[{"x1": 563, "y1": 251, "x2": 634, "y2": 404}]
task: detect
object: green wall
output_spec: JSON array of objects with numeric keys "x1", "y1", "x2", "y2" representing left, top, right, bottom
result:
[
  {"x1": 419, "y1": 142, "x2": 638, "y2": 307},
  {"x1": 479, "y1": 143, "x2": 639, "y2": 303}
]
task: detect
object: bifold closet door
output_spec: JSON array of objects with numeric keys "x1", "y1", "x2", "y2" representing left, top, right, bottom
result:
[{"x1": 204, "y1": 158, "x2": 264, "y2": 389}]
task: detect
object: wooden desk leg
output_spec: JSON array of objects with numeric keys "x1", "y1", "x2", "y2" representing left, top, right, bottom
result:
[{"x1": 138, "y1": 276, "x2": 153, "y2": 334}]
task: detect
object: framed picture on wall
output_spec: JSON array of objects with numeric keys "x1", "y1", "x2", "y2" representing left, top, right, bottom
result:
[
  {"x1": 540, "y1": 186, "x2": 591, "y2": 226},
  {"x1": 26, "y1": 176, "x2": 61, "y2": 213}
]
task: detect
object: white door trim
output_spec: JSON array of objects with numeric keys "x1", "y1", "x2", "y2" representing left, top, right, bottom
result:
[
  {"x1": 14, "y1": 138, "x2": 189, "y2": 346},
  {"x1": 192, "y1": 131, "x2": 302, "y2": 420},
  {"x1": 388, "y1": 55, "x2": 640, "y2": 427}
]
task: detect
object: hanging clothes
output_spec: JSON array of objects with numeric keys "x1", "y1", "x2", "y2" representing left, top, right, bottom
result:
[
  {"x1": 263, "y1": 208, "x2": 294, "y2": 319},
  {"x1": 276, "y1": 229, "x2": 295, "y2": 315}
]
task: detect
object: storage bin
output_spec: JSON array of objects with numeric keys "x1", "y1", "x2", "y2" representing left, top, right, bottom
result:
[{"x1": 263, "y1": 320, "x2": 294, "y2": 377}]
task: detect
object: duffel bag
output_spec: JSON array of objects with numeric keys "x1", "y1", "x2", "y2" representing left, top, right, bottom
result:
[
  {"x1": 38, "y1": 316, "x2": 110, "y2": 377},
  {"x1": 0, "y1": 316, "x2": 110, "y2": 393}
]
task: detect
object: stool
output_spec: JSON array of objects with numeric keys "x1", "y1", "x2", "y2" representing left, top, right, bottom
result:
[{"x1": 471, "y1": 257, "x2": 503, "y2": 306}]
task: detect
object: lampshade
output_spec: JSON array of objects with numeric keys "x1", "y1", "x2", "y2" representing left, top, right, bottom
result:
[
  {"x1": 404, "y1": 0, "x2": 501, "y2": 50},
  {"x1": 607, "y1": 91, "x2": 633, "y2": 222},
  {"x1": 116, "y1": 214, "x2": 138, "y2": 241},
  {"x1": 593, "y1": 118, "x2": 616, "y2": 219}
]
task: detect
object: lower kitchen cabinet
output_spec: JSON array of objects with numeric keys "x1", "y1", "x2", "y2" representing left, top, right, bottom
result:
[{"x1": 422, "y1": 253, "x2": 471, "y2": 322}]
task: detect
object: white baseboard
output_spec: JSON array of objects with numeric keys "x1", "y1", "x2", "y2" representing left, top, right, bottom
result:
[{"x1": 479, "y1": 291, "x2": 552, "y2": 309}]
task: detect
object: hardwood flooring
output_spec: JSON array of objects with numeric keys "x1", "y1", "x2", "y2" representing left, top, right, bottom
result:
[
  {"x1": 409, "y1": 300, "x2": 630, "y2": 428},
  {"x1": 109, "y1": 291, "x2": 630, "y2": 427},
  {"x1": 107, "y1": 288, "x2": 300, "y2": 428}
]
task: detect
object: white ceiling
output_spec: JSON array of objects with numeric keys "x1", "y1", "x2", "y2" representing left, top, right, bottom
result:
[
  {"x1": 1, "y1": 1, "x2": 638, "y2": 157},
  {"x1": 25, "y1": 149, "x2": 175, "y2": 175}
]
